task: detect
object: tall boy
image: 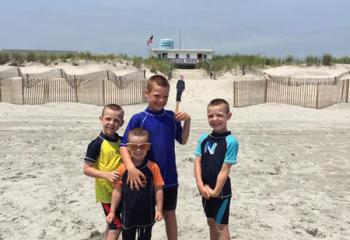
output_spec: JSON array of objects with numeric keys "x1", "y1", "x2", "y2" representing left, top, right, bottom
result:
[
  {"x1": 194, "y1": 99, "x2": 239, "y2": 240},
  {"x1": 120, "y1": 75, "x2": 191, "y2": 240},
  {"x1": 107, "y1": 128, "x2": 164, "y2": 240},
  {"x1": 83, "y1": 104, "x2": 124, "y2": 240}
]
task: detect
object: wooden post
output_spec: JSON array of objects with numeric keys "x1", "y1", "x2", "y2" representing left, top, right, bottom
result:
[
  {"x1": 104, "y1": 70, "x2": 110, "y2": 106},
  {"x1": 233, "y1": 81, "x2": 237, "y2": 107},
  {"x1": 345, "y1": 79, "x2": 349, "y2": 103},
  {"x1": 22, "y1": 74, "x2": 27, "y2": 104},
  {"x1": 60, "y1": 68, "x2": 64, "y2": 78},
  {"x1": 264, "y1": 79, "x2": 268, "y2": 103},
  {"x1": 74, "y1": 75, "x2": 78, "y2": 102},
  {"x1": 315, "y1": 83, "x2": 319, "y2": 109},
  {"x1": 44, "y1": 80, "x2": 49, "y2": 103}
]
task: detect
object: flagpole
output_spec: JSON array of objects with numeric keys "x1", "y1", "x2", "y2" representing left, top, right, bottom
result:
[
  {"x1": 179, "y1": 29, "x2": 182, "y2": 49},
  {"x1": 147, "y1": 35, "x2": 153, "y2": 58}
]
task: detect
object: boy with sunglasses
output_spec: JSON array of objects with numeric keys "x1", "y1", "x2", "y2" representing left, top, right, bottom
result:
[{"x1": 107, "y1": 128, "x2": 164, "y2": 240}]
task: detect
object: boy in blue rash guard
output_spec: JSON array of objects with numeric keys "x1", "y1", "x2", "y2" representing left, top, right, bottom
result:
[
  {"x1": 120, "y1": 75, "x2": 191, "y2": 240},
  {"x1": 194, "y1": 98, "x2": 239, "y2": 240}
]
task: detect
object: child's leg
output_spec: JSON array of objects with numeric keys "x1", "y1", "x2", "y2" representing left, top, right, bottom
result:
[
  {"x1": 122, "y1": 228, "x2": 136, "y2": 240},
  {"x1": 207, "y1": 218, "x2": 218, "y2": 240},
  {"x1": 106, "y1": 228, "x2": 121, "y2": 240},
  {"x1": 214, "y1": 223, "x2": 230, "y2": 240},
  {"x1": 102, "y1": 203, "x2": 122, "y2": 240},
  {"x1": 203, "y1": 197, "x2": 231, "y2": 240},
  {"x1": 163, "y1": 210, "x2": 178, "y2": 240},
  {"x1": 213, "y1": 197, "x2": 231, "y2": 240},
  {"x1": 138, "y1": 226, "x2": 153, "y2": 240},
  {"x1": 163, "y1": 187, "x2": 178, "y2": 240}
]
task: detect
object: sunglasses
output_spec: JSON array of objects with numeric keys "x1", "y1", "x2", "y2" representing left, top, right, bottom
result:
[{"x1": 126, "y1": 143, "x2": 151, "y2": 151}]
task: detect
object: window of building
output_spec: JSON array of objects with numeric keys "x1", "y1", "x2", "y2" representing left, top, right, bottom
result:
[
  {"x1": 204, "y1": 54, "x2": 207, "y2": 59},
  {"x1": 175, "y1": 53, "x2": 179, "y2": 59},
  {"x1": 186, "y1": 54, "x2": 190, "y2": 59},
  {"x1": 197, "y1": 53, "x2": 203, "y2": 59},
  {"x1": 162, "y1": 53, "x2": 168, "y2": 59}
]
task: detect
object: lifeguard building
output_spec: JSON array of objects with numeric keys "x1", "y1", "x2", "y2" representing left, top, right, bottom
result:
[{"x1": 149, "y1": 39, "x2": 214, "y2": 67}]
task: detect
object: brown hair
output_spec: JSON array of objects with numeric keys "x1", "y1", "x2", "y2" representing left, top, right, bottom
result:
[
  {"x1": 208, "y1": 98, "x2": 230, "y2": 113},
  {"x1": 146, "y1": 74, "x2": 170, "y2": 91},
  {"x1": 101, "y1": 104, "x2": 124, "y2": 117},
  {"x1": 128, "y1": 127, "x2": 149, "y2": 141}
]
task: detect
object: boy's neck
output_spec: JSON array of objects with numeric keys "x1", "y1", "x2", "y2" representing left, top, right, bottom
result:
[
  {"x1": 212, "y1": 129, "x2": 228, "y2": 134},
  {"x1": 147, "y1": 106, "x2": 164, "y2": 113},
  {"x1": 102, "y1": 131, "x2": 117, "y2": 138},
  {"x1": 133, "y1": 158, "x2": 146, "y2": 167}
]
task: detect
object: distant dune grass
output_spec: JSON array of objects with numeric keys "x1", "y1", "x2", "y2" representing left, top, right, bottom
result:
[{"x1": 1, "y1": 50, "x2": 350, "y2": 75}]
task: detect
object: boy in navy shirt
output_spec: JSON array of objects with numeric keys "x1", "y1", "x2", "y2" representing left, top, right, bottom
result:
[
  {"x1": 107, "y1": 128, "x2": 164, "y2": 240},
  {"x1": 194, "y1": 98, "x2": 239, "y2": 240}
]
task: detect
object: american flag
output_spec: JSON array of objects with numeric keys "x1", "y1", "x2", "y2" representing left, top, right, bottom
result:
[{"x1": 147, "y1": 35, "x2": 153, "y2": 46}]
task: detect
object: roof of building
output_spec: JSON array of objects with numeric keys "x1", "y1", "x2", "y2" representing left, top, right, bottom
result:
[{"x1": 151, "y1": 48, "x2": 214, "y2": 53}]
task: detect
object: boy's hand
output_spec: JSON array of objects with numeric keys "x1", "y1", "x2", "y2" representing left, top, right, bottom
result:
[
  {"x1": 175, "y1": 111, "x2": 191, "y2": 122},
  {"x1": 205, "y1": 185, "x2": 219, "y2": 198},
  {"x1": 155, "y1": 210, "x2": 163, "y2": 221},
  {"x1": 106, "y1": 212, "x2": 115, "y2": 224},
  {"x1": 198, "y1": 184, "x2": 211, "y2": 199},
  {"x1": 104, "y1": 171, "x2": 120, "y2": 183},
  {"x1": 126, "y1": 167, "x2": 146, "y2": 191}
]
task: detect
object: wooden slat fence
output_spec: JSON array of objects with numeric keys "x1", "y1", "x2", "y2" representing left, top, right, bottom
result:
[
  {"x1": 0, "y1": 68, "x2": 147, "y2": 106},
  {"x1": 233, "y1": 73, "x2": 350, "y2": 109}
]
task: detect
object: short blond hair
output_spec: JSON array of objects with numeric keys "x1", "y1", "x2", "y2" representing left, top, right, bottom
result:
[
  {"x1": 101, "y1": 104, "x2": 124, "y2": 117},
  {"x1": 128, "y1": 128, "x2": 149, "y2": 141},
  {"x1": 208, "y1": 98, "x2": 230, "y2": 113},
  {"x1": 146, "y1": 74, "x2": 170, "y2": 91}
]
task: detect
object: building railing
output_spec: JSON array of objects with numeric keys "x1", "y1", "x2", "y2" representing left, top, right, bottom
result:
[{"x1": 172, "y1": 58, "x2": 199, "y2": 64}]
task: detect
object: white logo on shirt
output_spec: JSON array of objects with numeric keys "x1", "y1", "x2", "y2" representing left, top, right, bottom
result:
[{"x1": 205, "y1": 142, "x2": 217, "y2": 155}]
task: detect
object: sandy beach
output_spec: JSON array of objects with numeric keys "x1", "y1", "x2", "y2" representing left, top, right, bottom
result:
[{"x1": 0, "y1": 64, "x2": 349, "y2": 240}]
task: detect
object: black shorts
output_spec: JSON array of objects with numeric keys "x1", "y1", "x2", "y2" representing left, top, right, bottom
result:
[
  {"x1": 102, "y1": 203, "x2": 122, "y2": 230},
  {"x1": 202, "y1": 197, "x2": 231, "y2": 225},
  {"x1": 163, "y1": 186, "x2": 178, "y2": 211},
  {"x1": 122, "y1": 226, "x2": 152, "y2": 240}
]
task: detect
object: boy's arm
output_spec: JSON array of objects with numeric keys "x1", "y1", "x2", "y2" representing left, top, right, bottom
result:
[
  {"x1": 106, "y1": 187, "x2": 122, "y2": 223},
  {"x1": 175, "y1": 111, "x2": 191, "y2": 144},
  {"x1": 154, "y1": 186, "x2": 164, "y2": 221},
  {"x1": 83, "y1": 161, "x2": 119, "y2": 183},
  {"x1": 194, "y1": 156, "x2": 210, "y2": 199},
  {"x1": 206, "y1": 163, "x2": 232, "y2": 198},
  {"x1": 120, "y1": 146, "x2": 145, "y2": 190}
]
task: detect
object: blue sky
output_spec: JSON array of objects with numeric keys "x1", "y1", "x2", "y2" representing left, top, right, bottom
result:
[{"x1": 1, "y1": 0, "x2": 349, "y2": 57}]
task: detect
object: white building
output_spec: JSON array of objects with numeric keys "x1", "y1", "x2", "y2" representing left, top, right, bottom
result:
[
  {"x1": 150, "y1": 48, "x2": 214, "y2": 65},
  {"x1": 149, "y1": 39, "x2": 214, "y2": 66}
]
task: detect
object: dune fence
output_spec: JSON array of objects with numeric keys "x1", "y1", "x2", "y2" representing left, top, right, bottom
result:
[
  {"x1": 233, "y1": 73, "x2": 350, "y2": 109},
  {"x1": 0, "y1": 68, "x2": 147, "y2": 106}
]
